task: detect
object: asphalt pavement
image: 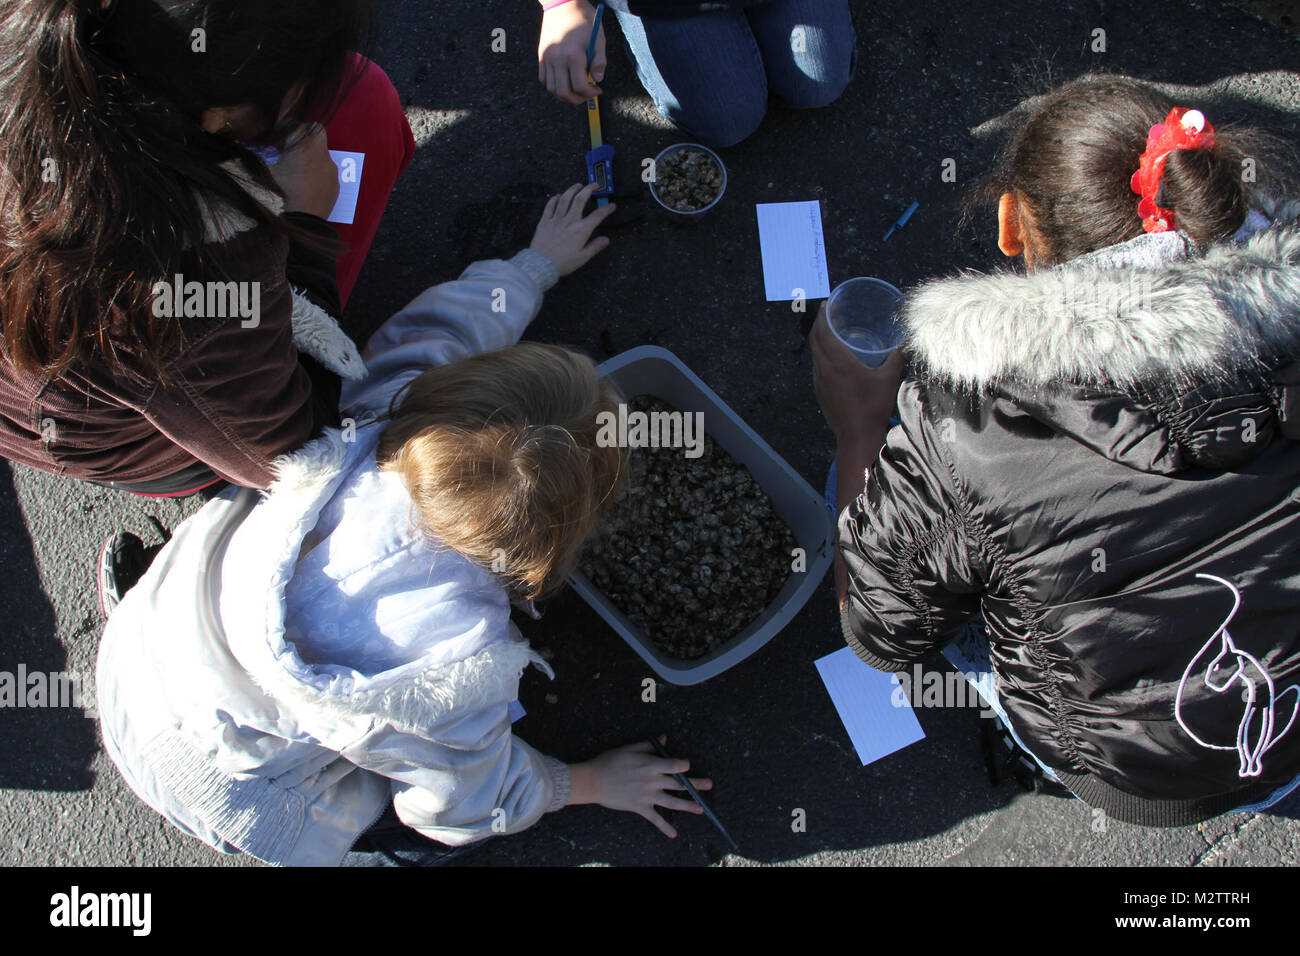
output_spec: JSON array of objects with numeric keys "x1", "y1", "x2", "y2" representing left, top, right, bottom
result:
[{"x1": 2, "y1": 0, "x2": 1299, "y2": 867}]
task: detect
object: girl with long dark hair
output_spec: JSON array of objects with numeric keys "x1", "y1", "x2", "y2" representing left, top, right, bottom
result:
[{"x1": 0, "y1": 0, "x2": 411, "y2": 501}]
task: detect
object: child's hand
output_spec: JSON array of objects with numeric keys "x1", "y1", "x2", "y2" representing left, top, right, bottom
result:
[
  {"x1": 567, "y1": 736, "x2": 713, "y2": 838},
  {"x1": 529, "y1": 183, "x2": 616, "y2": 276},
  {"x1": 537, "y1": 0, "x2": 605, "y2": 104},
  {"x1": 811, "y1": 302, "x2": 906, "y2": 441},
  {"x1": 268, "y1": 123, "x2": 340, "y2": 220}
]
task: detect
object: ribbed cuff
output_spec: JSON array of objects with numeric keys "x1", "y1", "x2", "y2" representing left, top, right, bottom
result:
[
  {"x1": 840, "y1": 601, "x2": 913, "y2": 673},
  {"x1": 543, "y1": 756, "x2": 571, "y2": 812},
  {"x1": 1053, "y1": 769, "x2": 1282, "y2": 828},
  {"x1": 509, "y1": 248, "x2": 561, "y2": 293}
]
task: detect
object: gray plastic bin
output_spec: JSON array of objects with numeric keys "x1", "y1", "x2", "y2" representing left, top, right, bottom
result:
[{"x1": 568, "y1": 346, "x2": 834, "y2": 685}]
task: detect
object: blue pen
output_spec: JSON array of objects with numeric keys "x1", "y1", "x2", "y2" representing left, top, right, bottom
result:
[
  {"x1": 585, "y1": 2, "x2": 604, "y2": 66},
  {"x1": 882, "y1": 200, "x2": 919, "y2": 241}
]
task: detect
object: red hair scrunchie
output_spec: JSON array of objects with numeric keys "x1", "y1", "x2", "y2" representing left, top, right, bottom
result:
[{"x1": 1130, "y1": 107, "x2": 1217, "y2": 234}]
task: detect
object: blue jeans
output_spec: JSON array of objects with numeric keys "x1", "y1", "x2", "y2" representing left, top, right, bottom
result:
[{"x1": 614, "y1": 0, "x2": 858, "y2": 147}]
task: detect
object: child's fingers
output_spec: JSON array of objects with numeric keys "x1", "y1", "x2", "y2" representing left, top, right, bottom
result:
[
  {"x1": 641, "y1": 808, "x2": 677, "y2": 838},
  {"x1": 591, "y1": 31, "x2": 607, "y2": 82},
  {"x1": 542, "y1": 193, "x2": 560, "y2": 220},
  {"x1": 650, "y1": 756, "x2": 690, "y2": 775},
  {"x1": 809, "y1": 302, "x2": 830, "y2": 343},
  {"x1": 654, "y1": 793, "x2": 703, "y2": 814},
  {"x1": 579, "y1": 200, "x2": 618, "y2": 232},
  {"x1": 664, "y1": 776, "x2": 713, "y2": 792},
  {"x1": 563, "y1": 201, "x2": 615, "y2": 264},
  {"x1": 567, "y1": 59, "x2": 598, "y2": 100},
  {"x1": 552, "y1": 63, "x2": 575, "y2": 103},
  {"x1": 811, "y1": 306, "x2": 851, "y2": 364},
  {"x1": 555, "y1": 182, "x2": 586, "y2": 217},
  {"x1": 568, "y1": 235, "x2": 611, "y2": 270},
  {"x1": 565, "y1": 182, "x2": 601, "y2": 218}
]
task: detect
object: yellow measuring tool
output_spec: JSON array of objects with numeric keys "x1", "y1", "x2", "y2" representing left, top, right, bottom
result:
[{"x1": 583, "y1": 3, "x2": 613, "y2": 207}]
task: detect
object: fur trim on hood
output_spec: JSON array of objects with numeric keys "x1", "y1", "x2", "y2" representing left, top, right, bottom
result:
[
  {"x1": 289, "y1": 290, "x2": 367, "y2": 381},
  {"x1": 195, "y1": 161, "x2": 366, "y2": 381},
  {"x1": 903, "y1": 198, "x2": 1300, "y2": 392},
  {"x1": 218, "y1": 426, "x2": 552, "y2": 739},
  {"x1": 195, "y1": 160, "x2": 285, "y2": 246}
]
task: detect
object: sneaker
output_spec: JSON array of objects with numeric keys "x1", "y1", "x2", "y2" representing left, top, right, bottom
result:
[
  {"x1": 981, "y1": 714, "x2": 1048, "y2": 793},
  {"x1": 96, "y1": 517, "x2": 171, "y2": 617},
  {"x1": 343, "y1": 812, "x2": 476, "y2": 868}
]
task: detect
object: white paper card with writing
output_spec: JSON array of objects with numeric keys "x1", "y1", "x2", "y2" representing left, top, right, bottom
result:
[
  {"x1": 327, "y1": 149, "x2": 365, "y2": 225},
  {"x1": 814, "y1": 646, "x2": 924, "y2": 766},
  {"x1": 755, "y1": 200, "x2": 830, "y2": 301}
]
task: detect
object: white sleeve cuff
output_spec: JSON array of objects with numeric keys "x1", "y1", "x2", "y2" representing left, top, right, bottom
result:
[
  {"x1": 542, "y1": 756, "x2": 571, "y2": 812},
  {"x1": 509, "y1": 248, "x2": 561, "y2": 294}
]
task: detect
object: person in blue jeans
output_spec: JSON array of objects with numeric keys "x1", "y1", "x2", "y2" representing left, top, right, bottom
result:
[{"x1": 536, "y1": 0, "x2": 856, "y2": 147}]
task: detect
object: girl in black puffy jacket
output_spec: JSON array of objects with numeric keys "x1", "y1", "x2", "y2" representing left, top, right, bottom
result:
[{"x1": 812, "y1": 74, "x2": 1300, "y2": 826}]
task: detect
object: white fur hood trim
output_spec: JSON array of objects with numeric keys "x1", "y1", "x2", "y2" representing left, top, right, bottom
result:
[
  {"x1": 218, "y1": 427, "x2": 551, "y2": 738},
  {"x1": 248, "y1": 625, "x2": 549, "y2": 740},
  {"x1": 904, "y1": 198, "x2": 1300, "y2": 391},
  {"x1": 194, "y1": 160, "x2": 367, "y2": 381},
  {"x1": 290, "y1": 291, "x2": 367, "y2": 381},
  {"x1": 195, "y1": 160, "x2": 285, "y2": 246}
]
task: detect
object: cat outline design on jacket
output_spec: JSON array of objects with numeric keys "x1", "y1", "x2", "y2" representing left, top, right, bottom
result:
[{"x1": 1175, "y1": 573, "x2": 1300, "y2": 779}]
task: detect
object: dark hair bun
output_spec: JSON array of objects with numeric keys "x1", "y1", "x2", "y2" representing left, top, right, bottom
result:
[
  {"x1": 1160, "y1": 146, "x2": 1248, "y2": 245},
  {"x1": 966, "y1": 75, "x2": 1288, "y2": 266}
]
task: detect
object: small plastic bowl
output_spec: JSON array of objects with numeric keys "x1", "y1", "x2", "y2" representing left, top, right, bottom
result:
[{"x1": 648, "y1": 143, "x2": 727, "y2": 221}]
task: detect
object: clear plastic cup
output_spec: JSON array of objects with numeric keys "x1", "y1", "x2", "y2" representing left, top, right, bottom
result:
[{"x1": 826, "y1": 277, "x2": 904, "y2": 367}]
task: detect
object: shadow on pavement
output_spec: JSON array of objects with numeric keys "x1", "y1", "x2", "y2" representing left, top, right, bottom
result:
[
  {"x1": 0, "y1": 464, "x2": 98, "y2": 791},
  {"x1": 0, "y1": 0, "x2": 1292, "y2": 863}
]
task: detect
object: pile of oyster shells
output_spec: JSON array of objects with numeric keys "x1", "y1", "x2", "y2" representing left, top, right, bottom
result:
[{"x1": 580, "y1": 397, "x2": 796, "y2": 659}]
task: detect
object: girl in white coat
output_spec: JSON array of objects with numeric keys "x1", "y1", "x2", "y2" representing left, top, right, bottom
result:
[{"x1": 96, "y1": 183, "x2": 712, "y2": 866}]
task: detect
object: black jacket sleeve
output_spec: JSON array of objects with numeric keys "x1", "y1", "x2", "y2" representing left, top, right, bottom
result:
[
  {"x1": 282, "y1": 211, "x2": 343, "y2": 435},
  {"x1": 838, "y1": 380, "x2": 986, "y2": 671},
  {"x1": 282, "y1": 211, "x2": 342, "y2": 317}
]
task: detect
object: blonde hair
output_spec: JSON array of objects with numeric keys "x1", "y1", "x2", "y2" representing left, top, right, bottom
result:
[{"x1": 377, "y1": 344, "x2": 626, "y2": 599}]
